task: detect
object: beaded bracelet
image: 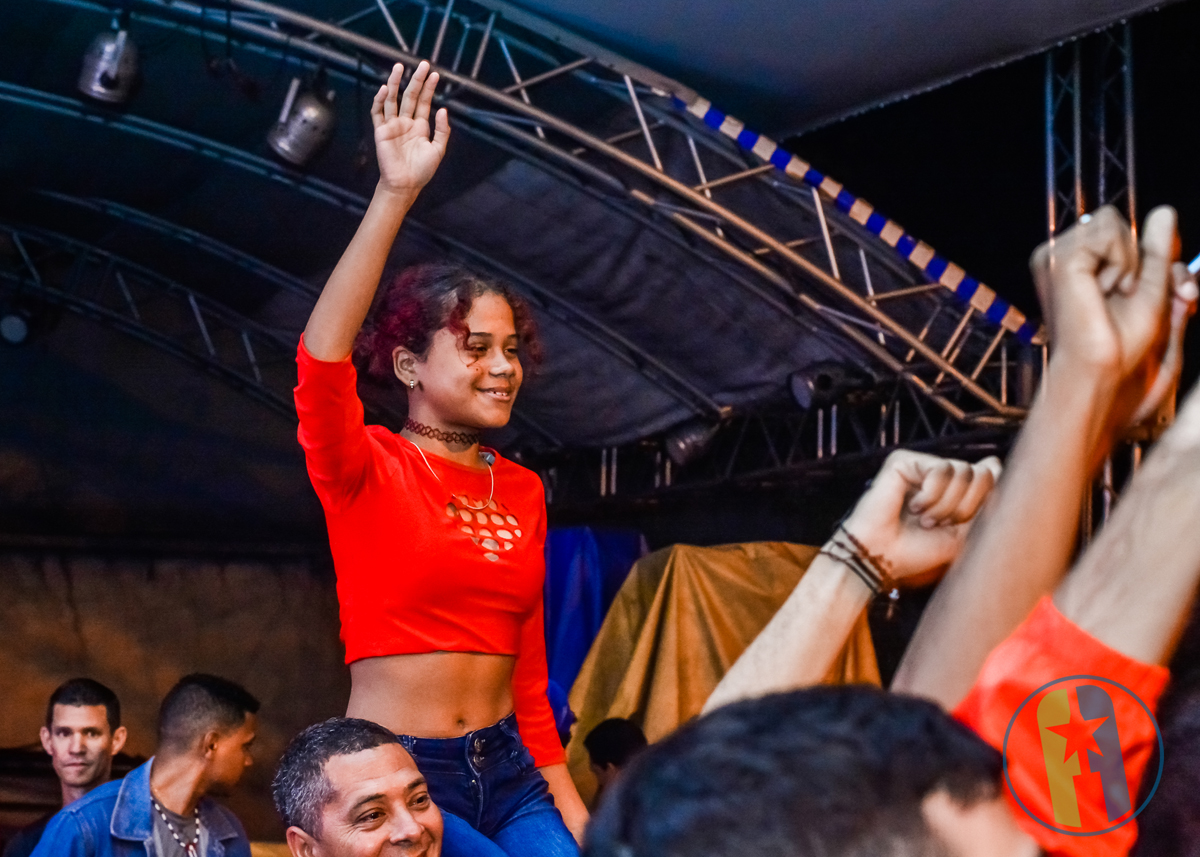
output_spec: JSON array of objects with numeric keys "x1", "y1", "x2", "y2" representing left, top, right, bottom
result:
[{"x1": 818, "y1": 524, "x2": 899, "y2": 597}]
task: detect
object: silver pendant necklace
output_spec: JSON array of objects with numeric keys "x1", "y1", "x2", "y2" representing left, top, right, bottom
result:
[{"x1": 407, "y1": 439, "x2": 495, "y2": 511}]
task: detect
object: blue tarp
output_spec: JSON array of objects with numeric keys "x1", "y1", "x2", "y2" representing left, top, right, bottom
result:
[{"x1": 544, "y1": 526, "x2": 648, "y2": 694}]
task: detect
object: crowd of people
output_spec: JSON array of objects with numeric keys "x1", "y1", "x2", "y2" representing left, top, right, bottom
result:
[
  {"x1": 9, "y1": 58, "x2": 1200, "y2": 856},
  {"x1": 5, "y1": 678, "x2": 643, "y2": 857},
  {"x1": 6, "y1": 675, "x2": 258, "y2": 857}
]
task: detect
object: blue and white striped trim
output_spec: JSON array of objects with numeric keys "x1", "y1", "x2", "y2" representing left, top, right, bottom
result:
[{"x1": 673, "y1": 96, "x2": 1040, "y2": 345}]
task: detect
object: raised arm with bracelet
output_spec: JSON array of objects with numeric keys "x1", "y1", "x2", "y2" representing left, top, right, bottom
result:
[{"x1": 704, "y1": 450, "x2": 1000, "y2": 712}]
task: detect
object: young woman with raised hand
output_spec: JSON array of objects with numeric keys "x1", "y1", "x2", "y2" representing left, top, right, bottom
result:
[{"x1": 294, "y1": 60, "x2": 587, "y2": 855}]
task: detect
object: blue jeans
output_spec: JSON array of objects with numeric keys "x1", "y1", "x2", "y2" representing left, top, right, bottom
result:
[{"x1": 398, "y1": 714, "x2": 579, "y2": 857}]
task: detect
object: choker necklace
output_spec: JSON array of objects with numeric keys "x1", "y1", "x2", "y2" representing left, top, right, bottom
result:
[
  {"x1": 151, "y1": 797, "x2": 200, "y2": 857},
  {"x1": 404, "y1": 418, "x2": 480, "y2": 447},
  {"x1": 406, "y1": 439, "x2": 495, "y2": 511}
]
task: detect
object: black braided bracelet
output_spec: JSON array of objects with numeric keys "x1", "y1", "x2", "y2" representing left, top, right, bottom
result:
[{"x1": 819, "y1": 525, "x2": 898, "y2": 596}]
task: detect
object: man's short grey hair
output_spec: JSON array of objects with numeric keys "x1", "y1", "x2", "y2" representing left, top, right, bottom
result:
[{"x1": 272, "y1": 717, "x2": 402, "y2": 836}]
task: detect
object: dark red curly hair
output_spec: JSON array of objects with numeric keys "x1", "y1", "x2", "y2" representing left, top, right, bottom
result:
[{"x1": 355, "y1": 262, "x2": 543, "y2": 383}]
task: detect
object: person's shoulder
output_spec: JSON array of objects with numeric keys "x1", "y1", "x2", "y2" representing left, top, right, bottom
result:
[
  {"x1": 59, "y1": 779, "x2": 123, "y2": 819},
  {"x1": 494, "y1": 452, "x2": 545, "y2": 493},
  {"x1": 366, "y1": 423, "x2": 401, "y2": 445},
  {"x1": 201, "y1": 798, "x2": 246, "y2": 827},
  {"x1": 493, "y1": 451, "x2": 539, "y2": 481},
  {"x1": 27, "y1": 781, "x2": 123, "y2": 857},
  {"x1": 198, "y1": 798, "x2": 251, "y2": 854},
  {"x1": 3, "y1": 813, "x2": 54, "y2": 857},
  {"x1": 370, "y1": 428, "x2": 424, "y2": 468}
]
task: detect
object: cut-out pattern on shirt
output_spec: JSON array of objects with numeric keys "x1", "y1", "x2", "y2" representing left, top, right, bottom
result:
[{"x1": 444, "y1": 496, "x2": 522, "y2": 561}]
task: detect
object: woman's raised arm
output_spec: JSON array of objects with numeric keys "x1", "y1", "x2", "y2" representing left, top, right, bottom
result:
[{"x1": 303, "y1": 61, "x2": 450, "y2": 362}]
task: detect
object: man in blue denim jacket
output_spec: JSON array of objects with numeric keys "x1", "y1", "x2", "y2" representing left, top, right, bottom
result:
[{"x1": 32, "y1": 674, "x2": 259, "y2": 857}]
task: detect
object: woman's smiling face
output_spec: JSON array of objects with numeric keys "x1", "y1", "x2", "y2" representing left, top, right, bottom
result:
[{"x1": 405, "y1": 291, "x2": 523, "y2": 433}]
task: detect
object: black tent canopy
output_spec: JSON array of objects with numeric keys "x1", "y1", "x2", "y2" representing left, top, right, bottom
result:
[{"x1": 0, "y1": 0, "x2": 1166, "y2": 536}]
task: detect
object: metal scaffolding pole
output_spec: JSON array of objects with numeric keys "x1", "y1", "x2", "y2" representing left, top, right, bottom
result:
[{"x1": 1045, "y1": 22, "x2": 1137, "y2": 532}]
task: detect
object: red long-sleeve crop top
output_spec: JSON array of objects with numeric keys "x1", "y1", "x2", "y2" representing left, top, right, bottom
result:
[{"x1": 293, "y1": 337, "x2": 564, "y2": 766}]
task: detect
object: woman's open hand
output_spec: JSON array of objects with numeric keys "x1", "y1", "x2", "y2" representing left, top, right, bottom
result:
[{"x1": 371, "y1": 61, "x2": 450, "y2": 199}]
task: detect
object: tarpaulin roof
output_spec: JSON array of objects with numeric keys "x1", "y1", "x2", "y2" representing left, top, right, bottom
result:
[
  {"x1": 505, "y1": 0, "x2": 1176, "y2": 134},
  {"x1": 0, "y1": 0, "x2": 1175, "y2": 538}
]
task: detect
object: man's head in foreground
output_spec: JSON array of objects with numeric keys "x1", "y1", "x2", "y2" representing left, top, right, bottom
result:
[
  {"x1": 40, "y1": 678, "x2": 127, "y2": 804},
  {"x1": 273, "y1": 717, "x2": 443, "y2": 857},
  {"x1": 585, "y1": 686, "x2": 1040, "y2": 857},
  {"x1": 157, "y1": 673, "x2": 260, "y2": 795}
]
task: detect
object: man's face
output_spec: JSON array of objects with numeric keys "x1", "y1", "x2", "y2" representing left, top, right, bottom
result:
[
  {"x1": 288, "y1": 743, "x2": 443, "y2": 857},
  {"x1": 39, "y1": 704, "x2": 126, "y2": 792},
  {"x1": 206, "y1": 713, "x2": 257, "y2": 796}
]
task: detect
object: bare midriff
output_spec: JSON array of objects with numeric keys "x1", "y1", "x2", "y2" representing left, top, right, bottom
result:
[{"x1": 347, "y1": 651, "x2": 517, "y2": 738}]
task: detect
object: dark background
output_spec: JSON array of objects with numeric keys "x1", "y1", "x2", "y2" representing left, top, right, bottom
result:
[{"x1": 794, "y1": 0, "x2": 1200, "y2": 394}]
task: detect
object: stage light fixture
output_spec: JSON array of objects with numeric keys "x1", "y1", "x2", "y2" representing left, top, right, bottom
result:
[
  {"x1": 0, "y1": 310, "x2": 30, "y2": 345},
  {"x1": 78, "y1": 15, "x2": 139, "y2": 104},
  {"x1": 665, "y1": 419, "x2": 720, "y2": 467},
  {"x1": 267, "y1": 75, "x2": 337, "y2": 167},
  {"x1": 789, "y1": 361, "x2": 874, "y2": 410}
]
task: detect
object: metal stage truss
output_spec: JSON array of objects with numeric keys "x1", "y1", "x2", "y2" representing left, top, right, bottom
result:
[
  {"x1": 1045, "y1": 22, "x2": 1140, "y2": 532},
  {"x1": 539, "y1": 391, "x2": 1025, "y2": 508},
  {"x1": 1045, "y1": 24, "x2": 1136, "y2": 236},
  {"x1": 24, "y1": 0, "x2": 1049, "y2": 501},
  {"x1": 0, "y1": 87, "x2": 725, "y2": 446},
  {"x1": 0, "y1": 222, "x2": 304, "y2": 419}
]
